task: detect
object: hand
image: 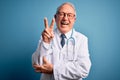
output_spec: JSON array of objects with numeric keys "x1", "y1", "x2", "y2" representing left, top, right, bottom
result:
[
  {"x1": 42, "y1": 17, "x2": 55, "y2": 43},
  {"x1": 33, "y1": 57, "x2": 53, "y2": 74}
]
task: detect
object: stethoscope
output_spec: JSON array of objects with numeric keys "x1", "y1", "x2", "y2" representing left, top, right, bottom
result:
[
  {"x1": 66, "y1": 29, "x2": 75, "y2": 45},
  {"x1": 66, "y1": 29, "x2": 76, "y2": 60}
]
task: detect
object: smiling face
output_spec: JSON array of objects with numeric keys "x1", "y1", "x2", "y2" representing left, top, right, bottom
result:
[{"x1": 55, "y1": 3, "x2": 76, "y2": 34}]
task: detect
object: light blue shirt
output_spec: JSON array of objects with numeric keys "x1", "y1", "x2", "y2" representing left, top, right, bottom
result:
[{"x1": 32, "y1": 28, "x2": 91, "y2": 80}]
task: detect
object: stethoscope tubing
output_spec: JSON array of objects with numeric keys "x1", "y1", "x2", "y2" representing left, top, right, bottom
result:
[{"x1": 66, "y1": 29, "x2": 76, "y2": 60}]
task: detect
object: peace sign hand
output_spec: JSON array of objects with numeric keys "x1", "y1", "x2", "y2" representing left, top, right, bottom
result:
[{"x1": 42, "y1": 17, "x2": 55, "y2": 43}]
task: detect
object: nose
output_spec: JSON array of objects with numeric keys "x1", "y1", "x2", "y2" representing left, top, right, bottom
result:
[{"x1": 63, "y1": 14, "x2": 68, "y2": 20}]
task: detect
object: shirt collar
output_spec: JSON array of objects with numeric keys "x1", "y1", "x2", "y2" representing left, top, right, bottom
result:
[
  {"x1": 65, "y1": 29, "x2": 72, "y2": 39},
  {"x1": 56, "y1": 28, "x2": 73, "y2": 39}
]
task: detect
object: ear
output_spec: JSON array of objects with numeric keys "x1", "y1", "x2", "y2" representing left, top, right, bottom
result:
[
  {"x1": 74, "y1": 17, "x2": 76, "y2": 21},
  {"x1": 54, "y1": 14, "x2": 56, "y2": 19}
]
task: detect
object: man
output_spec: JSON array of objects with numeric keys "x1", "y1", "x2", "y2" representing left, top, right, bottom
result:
[{"x1": 32, "y1": 2, "x2": 91, "y2": 80}]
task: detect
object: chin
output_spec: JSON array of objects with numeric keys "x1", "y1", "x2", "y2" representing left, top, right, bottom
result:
[{"x1": 59, "y1": 28, "x2": 70, "y2": 33}]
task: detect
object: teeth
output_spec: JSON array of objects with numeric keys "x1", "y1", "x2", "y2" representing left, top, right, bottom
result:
[{"x1": 61, "y1": 21, "x2": 69, "y2": 25}]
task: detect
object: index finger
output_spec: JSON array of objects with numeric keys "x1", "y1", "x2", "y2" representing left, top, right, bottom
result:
[
  {"x1": 44, "y1": 17, "x2": 49, "y2": 28},
  {"x1": 50, "y1": 18, "x2": 55, "y2": 29}
]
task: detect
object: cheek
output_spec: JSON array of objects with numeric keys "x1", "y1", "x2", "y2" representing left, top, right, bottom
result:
[
  {"x1": 70, "y1": 20, "x2": 75, "y2": 26},
  {"x1": 56, "y1": 18, "x2": 61, "y2": 24}
]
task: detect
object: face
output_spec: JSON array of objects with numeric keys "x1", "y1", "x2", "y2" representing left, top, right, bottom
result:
[{"x1": 55, "y1": 4, "x2": 76, "y2": 34}]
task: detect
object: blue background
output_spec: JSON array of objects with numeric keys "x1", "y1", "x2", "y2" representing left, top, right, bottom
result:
[{"x1": 0, "y1": 0, "x2": 120, "y2": 80}]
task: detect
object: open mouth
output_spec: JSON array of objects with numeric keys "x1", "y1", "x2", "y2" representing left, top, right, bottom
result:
[{"x1": 61, "y1": 21, "x2": 69, "y2": 25}]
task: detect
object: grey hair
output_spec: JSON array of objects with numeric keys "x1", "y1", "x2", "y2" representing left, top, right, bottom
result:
[{"x1": 56, "y1": 2, "x2": 76, "y2": 17}]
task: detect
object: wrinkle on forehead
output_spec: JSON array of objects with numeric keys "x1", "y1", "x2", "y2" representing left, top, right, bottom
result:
[
  {"x1": 56, "y1": 2, "x2": 76, "y2": 16},
  {"x1": 59, "y1": 4, "x2": 75, "y2": 14}
]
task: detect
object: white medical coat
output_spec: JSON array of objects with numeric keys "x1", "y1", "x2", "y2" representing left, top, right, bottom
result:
[{"x1": 32, "y1": 28, "x2": 91, "y2": 80}]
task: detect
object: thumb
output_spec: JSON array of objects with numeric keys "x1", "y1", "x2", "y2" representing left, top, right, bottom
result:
[{"x1": 43, "y1": 56, "x2": 48, "y2": 64}]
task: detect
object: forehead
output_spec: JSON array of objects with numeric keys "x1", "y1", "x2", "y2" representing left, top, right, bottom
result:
[{"x1": 58, "y1": 4, "x2": 75, "y2": 13}]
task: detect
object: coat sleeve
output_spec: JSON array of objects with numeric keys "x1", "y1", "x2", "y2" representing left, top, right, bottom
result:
[
  {"x1": 32, "y1": 37, "x2": 53, "y2": 65},
  {"x1": 53, "y1": 37, "x2": 91, "y2": 80}
]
